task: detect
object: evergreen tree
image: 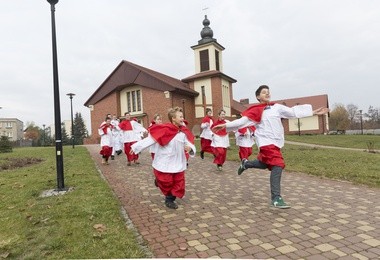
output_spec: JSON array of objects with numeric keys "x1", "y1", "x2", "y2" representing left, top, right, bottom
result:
[
  {"x1": 73, "y1": 112, "x2": 88, "y2": 145},
  {"x1": 61, "y1": 122, "x2": 70, "y2": 145},
  {"x1": 0, "y1": 136, "x2": 12, "y2": 153}
]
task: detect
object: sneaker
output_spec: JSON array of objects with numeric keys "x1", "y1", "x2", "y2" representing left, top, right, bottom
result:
[
  {"x1": 238, "y1": 159, "x2": 247, "y2": 175},
  {"x1": 116, "y1": 150, "x2": 122, "y2": 155},
  {"x1": 200, "y1": 151, "x2": 204, "y2": 160},
  {"x1": 127, "y1": 162, "x2": 132, "y2": 166},
  {"x1": 165, "y1": 201, "x2": 178, "y2": 209},
  {"x1": 111, "y1": 155, "x2": 115, "y2": 160},
  {"x1": 154, "y1": 179, "x2": 158, "y2": 187},
  {"x1": 217, "y1": 165, "x2": 222, "y2": 171},
  {"x1": 271, "y1": 197, "x2": 291, "y2": 209}
]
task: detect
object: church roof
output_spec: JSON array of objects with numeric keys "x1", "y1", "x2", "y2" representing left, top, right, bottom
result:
[
  {"x1": 84, "y1": 60, "x2": 198, "y2": 106},
  {"x1": 182, "y1": 70, "x2": 237, "y2": 83}
]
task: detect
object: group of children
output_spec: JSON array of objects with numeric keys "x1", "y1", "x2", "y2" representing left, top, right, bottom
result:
[
  {"x1": 99, "y1": 85, "x2": 328, "y2": 210},
  {"x1": 200, "y1": 108, "x2": 257, "y2": 171},
  {"x1": 98, "y1": 112, "x2": 148, "y2": 165}
]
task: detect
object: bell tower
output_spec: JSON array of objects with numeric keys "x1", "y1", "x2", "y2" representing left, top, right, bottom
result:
[
  {"x1": 193, "y1": 15, "x2": 225, "y2": 73},
  {"x1": 182, "y1": 15, "x2": 237, "y2": 119}
]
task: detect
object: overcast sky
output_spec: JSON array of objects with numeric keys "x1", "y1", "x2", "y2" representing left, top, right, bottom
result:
[{"x1": 1, "y1": 0, "x2": 379, "y2": 133}]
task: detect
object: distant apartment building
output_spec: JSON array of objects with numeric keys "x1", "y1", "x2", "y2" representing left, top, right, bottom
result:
[
  {"x1": 48, "y1": 120, "x2": 72, "y2": 138},
  {"x1": 0, "y1": 118, "x2": 24, "y2": 141}
]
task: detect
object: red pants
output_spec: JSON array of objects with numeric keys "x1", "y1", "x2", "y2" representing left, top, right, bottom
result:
[
  {"x1": 213, "y1": 147, "x2": 227, "y2": 165},
  {"x1": 257, "y1": 144, "x2": 285, "y2": 170},
  {"x1": 124, "y1": 142, "x2": 139, "y2": 162},
  {"x1": 100, "y1": 146, "x2": 112, "y2": 159},
  {"x1": 200, "y1": 138, "x2": 213, "y2": 153},
  {"x1": 239, "y1": 146, "x2": 252, "y2": 161},
  {"x1": 154, "y1": 169, "x2": 185, "y2": 198}
]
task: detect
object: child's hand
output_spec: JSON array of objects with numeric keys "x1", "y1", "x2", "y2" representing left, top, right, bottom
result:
[
  {"x1": 313, "y1": 107, "x2": 329, "y2": 115},
  {"x1": 184, "y1": 145, "x2": 192, "y2": 152},
  {"x1": 212, "y1": 124, "x2": 226, "y2": 133}
]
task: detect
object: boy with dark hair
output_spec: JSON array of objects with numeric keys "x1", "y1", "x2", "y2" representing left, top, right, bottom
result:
[
  {"x1": 199, "y1": 108, "x2": 214, "y2": 159},
  {"x1": 212, "y1": 85, "x2": 328, "y2": 208}
]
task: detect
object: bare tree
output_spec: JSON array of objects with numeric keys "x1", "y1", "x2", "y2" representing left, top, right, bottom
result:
[
  {"x1": 346, "y1": 103, "x2": 358, "y2": 129},
  {"x1": 329, "y1": 103, "x2": 350, "y2": 131}
]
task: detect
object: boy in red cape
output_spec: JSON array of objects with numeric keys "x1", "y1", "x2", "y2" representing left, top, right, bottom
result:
[
  {"x1": 131, "y1": 107, "x2": 196, "y2": 209},
  {"x1": 235, "y1": 125, "x2": 256, "y2": 161},
  {"x1": 199, "y1": 108, "x2": 214, "y2": 159},
  {"x1": 212, "y1": 85, "x2": 329, "y2": 209},
  {"x1": 119, "y1": 112, "x2": 147, "y2": 166},
  {"x1": 98, "y1": 117, "x2": 113, "y2": 165},
  {"x1": 211, "y1": 109, "x2": 230, "y2": 171}
]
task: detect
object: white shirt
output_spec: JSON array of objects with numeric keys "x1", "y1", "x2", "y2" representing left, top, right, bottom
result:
[
  {"x1": 226, "y1": 104, "x2": 313, "y2": 148},
  {"x1": 98, "y1": 127, "x2": 113, "y2": 147},
  {"x1": 235, "y1": 128, "x2": 256, "y2": 148},
  {"x1": 121, "y1": 120, "x2": 147, "y2": 143},
  {"x1": 131, "y1": 133, "x2": 196, "y2": 173},
  {"x1": 200, "y1": 118, "x2": 214, "y2": 140},
  {"x1": 211, "y1": 120, "x2": 230, "y2": 148}
]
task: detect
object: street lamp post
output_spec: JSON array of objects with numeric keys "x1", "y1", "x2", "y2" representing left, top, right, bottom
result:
[
  {"x1": 47, "y1": 0, "x2": 65, "y2": 191},
  {"x1": 181, "y1": 99, "x2": 186, "y2": 118},
  {"x1": 66, "y1": 93, "x2": 75, "y2": 148},
  {"x1": 296, "y1": 103, "x2": 301, "y2": 136},
  {"x1": 358, "y1": 109, "x2": 363, "y2": 135},
  {"x1": 42, "y1": 124, "x2": 46, "y2": 146}
]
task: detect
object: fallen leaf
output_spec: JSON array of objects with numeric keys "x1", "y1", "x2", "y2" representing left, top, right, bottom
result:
[
  {"x1": 93, "y1": 223, "x2": 107, "y2": 232},
  {"x1": 0, "y1": 252, "x2": 10, "y2": 258}
]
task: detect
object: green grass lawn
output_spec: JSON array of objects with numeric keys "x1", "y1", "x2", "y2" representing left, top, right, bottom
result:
[
  {"x1": 285, "y1": 134, "x2": 380, "y2": 150},
  {"x1": 0, "y1": 146, "x2": 149, "y2": 259},
  {"x1": 196, "y1": 135, "x2": 380, "y2": 188}
]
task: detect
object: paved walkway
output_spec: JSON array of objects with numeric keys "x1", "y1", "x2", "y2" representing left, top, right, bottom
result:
[{"x1": 85, "y1": 145, "x2": 380, "y2": 259}]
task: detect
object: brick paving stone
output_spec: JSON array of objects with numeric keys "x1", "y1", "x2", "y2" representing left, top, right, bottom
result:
[{"x1": 85, "y1": 145, "x2": 380, "y2": 259}]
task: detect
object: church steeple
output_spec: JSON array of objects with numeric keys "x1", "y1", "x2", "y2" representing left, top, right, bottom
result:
[
  {"x1": 198, "y1": 15, "x2": 216, "y2": 45},
  {"x1": 191, "y1": 15, "x2": 225, "y2": 73}
]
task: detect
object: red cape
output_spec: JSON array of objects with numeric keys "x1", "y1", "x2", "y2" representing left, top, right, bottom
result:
[
  {"x1": 119, "y1": 120, "x2": 132, "y2": 131},
  {"x1": 149, "y1": 123, "x2": 194, "y2": 146},
  {"x1": 99, "y1": 123, "x2": 113, "y2": 134},
  {"x1": 211, "y1": 119, "x2": 228, "y2": 136},
  {"x1": 238, "y1": 125, "x2": 256, "y2": 135},
  {"x1": 201, "y1": 116, "x2": 213, "y2": 124},
  {"x1": 241, "y1": 102, "x2": 275, "y2": 122}
]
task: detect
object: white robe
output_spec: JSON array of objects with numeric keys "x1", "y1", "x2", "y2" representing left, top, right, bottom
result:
[{"x1": 131, "y1": 133, "x2": 196, "y2": 173}]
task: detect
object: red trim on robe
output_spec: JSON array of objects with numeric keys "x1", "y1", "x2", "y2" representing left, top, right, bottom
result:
[
  {"x1": 241, "y1": 102, "x2": 275, "y2": 122},
  {"x1": 211, "y1": 119, "x2": 228, "y2": 136},
  {"x1": 201, "y1": 116, "x2": 213, "y2": 124},
  {"x1": 99, "y1": 123, "x2": 113, "y2": 135},
  {"x1": 149, "y1": 123, "x2": 194, "y2": 146},
  {"x1": 119, "y1": 120, "x2": 133, "y2": 131},
  {"x1": 238, "y1": 125, "x2": 256, "y2": 135}
]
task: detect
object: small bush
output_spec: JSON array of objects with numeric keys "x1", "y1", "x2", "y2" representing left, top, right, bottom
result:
[{"x1": 0, "y1": 136, "x2": 13, "y2": 153}]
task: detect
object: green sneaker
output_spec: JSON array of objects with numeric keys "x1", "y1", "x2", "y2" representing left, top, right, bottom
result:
[
  {"x1": 237, "y1": 159, "x2": 247, "y2": 175},
  {"x1": 271, "y1": 197, "x2": 291, "y2": 209}
]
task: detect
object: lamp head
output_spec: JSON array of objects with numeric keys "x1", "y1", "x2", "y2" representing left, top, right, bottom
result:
[
  {"x1": 66, "y1": 93, "x2": 75, "y2": 99},
  {"x1": 47, "y1": 0, "x2": 59, "y2": 5}
]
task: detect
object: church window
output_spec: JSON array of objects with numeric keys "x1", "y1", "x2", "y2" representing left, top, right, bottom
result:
[{"x1": 200, "y1": 50, "x2": 209, "y2": 71}]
